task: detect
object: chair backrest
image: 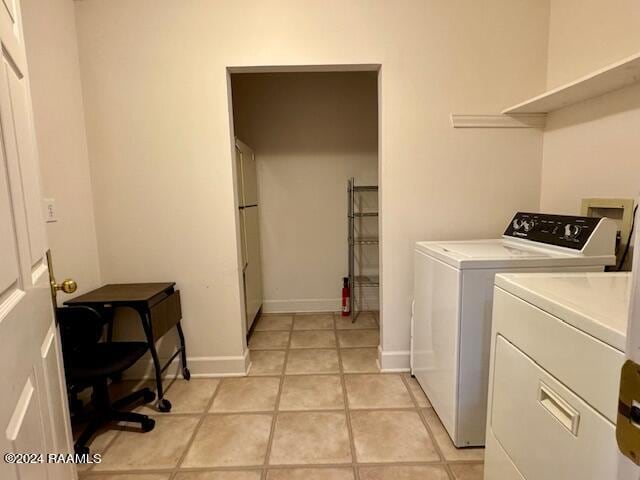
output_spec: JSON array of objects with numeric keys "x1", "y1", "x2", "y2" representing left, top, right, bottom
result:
[{"x1": 57, "y1": 306, "x2": 106, "y2": 361}]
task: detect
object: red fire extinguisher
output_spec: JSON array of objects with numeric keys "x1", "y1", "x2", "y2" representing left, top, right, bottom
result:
[{"x1": 341, "y1": 277, "x2": 350, "y2": 316}]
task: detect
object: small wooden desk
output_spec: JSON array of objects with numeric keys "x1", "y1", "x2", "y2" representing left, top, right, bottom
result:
[{"x1": 64, "y1": 282, "x2": 189, "y2": 412}]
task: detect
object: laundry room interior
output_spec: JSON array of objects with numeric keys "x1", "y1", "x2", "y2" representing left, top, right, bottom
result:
[{"x1": 4, "y1": 1, "x2": 640, "y2": 479}]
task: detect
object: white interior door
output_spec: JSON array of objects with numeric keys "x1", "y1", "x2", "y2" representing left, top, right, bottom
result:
[
  {"x1": 235, "y1": 138, "x2": 262, "y2": 330},
  {"x1": 618, "y1": 200, "x2": 640, "y2": 480},
  {"x1": 0, "y1": 1, "x2": 74, "y2": 479}
]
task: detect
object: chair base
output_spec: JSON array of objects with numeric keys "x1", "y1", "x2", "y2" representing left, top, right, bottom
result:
[{"x1": 73, "y1": 386, "x2": 156, "y2": 455}]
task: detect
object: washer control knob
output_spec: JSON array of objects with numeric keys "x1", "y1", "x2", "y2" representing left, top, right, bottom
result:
[
  {"x1": 513, "y1": 219, "x2": 524, "y2": 230},
  {"x1": 564, "y1": 223, "x2": 581, "y2": 239},
  {"x1": 523, "y1": 220, "x2": 535, "y2": 232}
]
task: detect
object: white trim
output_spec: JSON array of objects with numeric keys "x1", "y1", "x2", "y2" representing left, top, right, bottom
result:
[
  {"x1": 40, "y1": 322, "x2": 55, "y2": 358},
  {"x1": 7, "y1": 378, "x2": 34, "y2": 441},
  {"x1": 31, "y1": 258, "x2": 48, "y2": 284},
  {"x1": 243, "y1": 349, "x2": 251, "y2": 374},
  {"x1": 0, "y1": 286, "x2": 24, "y2": 322},
  {"x1": 450, "y1": 113, "x2": 546, "y2": 128},
  {"x1": 616, "y1": 198, "x2": 639, "y2": 478},
  {"x1": 263, "y1": 298, "x2": 340, "y2": 314},
  {"x1": 123, "y1": 350, "x2": 250, "y2": 379},
  {"x1": 625, "y1": 199, "x2": 640, "y2": 363},
  {"x1": 228, "y1": 64, "x2": 381, "y2": 74},
  {"x1": 379, "y1": 345, "x2": 411, "y2": 372},
  {"x1": 263, "y1": 293, "x2": 379, "y2": 314}
]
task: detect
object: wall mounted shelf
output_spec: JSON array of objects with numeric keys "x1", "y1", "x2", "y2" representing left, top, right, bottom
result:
[
  {"x1": 450, "y1": 114, "x2": 546, "y2": 128},
  {"x1": 503, "y1": 52, "x2": 640, "y2": 114}
]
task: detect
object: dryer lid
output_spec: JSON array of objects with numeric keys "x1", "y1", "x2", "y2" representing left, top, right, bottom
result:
[
  {"x1": 433, "y1": 240, "x2": 551, "y2": 259},
  {"x1": 495, "y1": 272, "x2": 630, "y2": 350}
]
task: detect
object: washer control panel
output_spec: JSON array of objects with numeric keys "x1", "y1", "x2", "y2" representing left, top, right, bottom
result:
[{"x1": 503, "y1": 212, "x2": 603, "y2": 250}]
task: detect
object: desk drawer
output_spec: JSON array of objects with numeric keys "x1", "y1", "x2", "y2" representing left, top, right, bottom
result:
[{"x1": 150, "y1": 290, "x2": 182, "y2": 338}]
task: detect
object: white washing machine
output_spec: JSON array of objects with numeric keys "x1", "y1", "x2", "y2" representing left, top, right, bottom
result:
[
  {"x1": 484, "y1": 272, "x2": 630, "y2": 480},
  {"x1": 411, "y1": 212, "x2": 617, "y2": 447}
]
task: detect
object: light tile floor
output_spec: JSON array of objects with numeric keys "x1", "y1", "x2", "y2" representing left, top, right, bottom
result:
[{"x1": 78, "y1": 312, "x2": 483, "y2": 480}]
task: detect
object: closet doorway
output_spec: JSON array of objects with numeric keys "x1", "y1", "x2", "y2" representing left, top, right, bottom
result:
[{"x1": 229, "y1": 68, "x2": 380, "y2": 343}]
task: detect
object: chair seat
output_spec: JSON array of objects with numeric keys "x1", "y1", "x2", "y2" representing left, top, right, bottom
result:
[{"x1": 67, "y1": 342, "x2": 148, "y2": 381}]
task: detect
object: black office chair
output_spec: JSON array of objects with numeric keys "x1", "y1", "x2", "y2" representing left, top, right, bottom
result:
[{"x1": 57, "y1": 305, "x2": 156, "y2": 454}]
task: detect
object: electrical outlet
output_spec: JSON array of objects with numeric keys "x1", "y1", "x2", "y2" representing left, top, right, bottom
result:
[{"x1": 43, "y1": 198, "x2": 57, "y2": 223}]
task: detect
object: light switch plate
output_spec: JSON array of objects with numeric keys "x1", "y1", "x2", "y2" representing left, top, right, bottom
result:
[{"x1": 43, "y1": 198, "x2": 57, "y2": 223}]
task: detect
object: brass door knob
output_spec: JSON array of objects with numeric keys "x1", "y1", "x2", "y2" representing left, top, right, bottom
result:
[{"x1": 52, "y1": 279, "x2": 77, "y2": 294}]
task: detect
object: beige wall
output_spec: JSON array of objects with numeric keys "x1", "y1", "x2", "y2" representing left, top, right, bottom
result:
[
  {"x1": 540, "y1": 84, "x2": 640, "y2": 214},
  {"x1": 74, "y1": 0, "x2": 549, "y2": 372},
  {"x1": 22, "y1": 0, "x2": 101, "y2": 298},
  {"x1": 232, "y1": 72, "x2": 378, "y2": 313},
  {"x1": 546, "y1": 0, "x2": 640, "y2": 88},
  {"x1": 540, "y1": 0, "x2": 640, "y2": 218}
]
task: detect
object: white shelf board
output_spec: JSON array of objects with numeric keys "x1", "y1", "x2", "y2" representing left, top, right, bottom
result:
[
  {"x1": 450, "y1": 113, "x2": 546, "y2": 128},
  {"x1": 503, "y1": 52, "x2": 640, "y2": 114}
]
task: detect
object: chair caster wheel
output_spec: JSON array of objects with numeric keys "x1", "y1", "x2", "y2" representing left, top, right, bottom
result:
[
  {"x1": 142, "y1": 389, "x2": 156, "y2": 404},
  {"x1": 158, "y1": 398, "x2": 172, "y2": 412},
  {"x1": 141, "y1": 417, "x2": 155, "y2": 432},
  {"x1": 74, "y1": 444, "x2": 90, "y2": 455},
  {"x1": 182, "y1": 367, "x2": 191, "y2": 380}
]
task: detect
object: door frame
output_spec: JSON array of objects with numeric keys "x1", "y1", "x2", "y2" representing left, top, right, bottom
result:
[
  {"x1": 618, "y1": 198, "x2": 640, "y2": 479},
  {"x1": 224, "y1": 63, "x2": 383, "y2": 358}
]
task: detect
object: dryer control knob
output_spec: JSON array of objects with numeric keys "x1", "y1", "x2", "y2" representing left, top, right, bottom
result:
[{"x1": 513, "y1": 219, "x2": 523, "y2": 230}]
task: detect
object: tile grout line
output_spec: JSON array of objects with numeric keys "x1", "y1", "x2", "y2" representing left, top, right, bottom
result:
[
  {"x1": 82, "y1": 312, "x2": 481, "y2": 480},
  {"x1": 416, "y1": 405, "x2": 485, "y2": 480},
  {"x1": 252, "y1": 345, "x2": 379, "y2": 352},
  {"x1": 80, "y1": 460, "x2": 471, "y2": 477},
  {"x1": 79, "y1": 424, "x2": 120, "y2": 475},
  {"x1": 80, "y1": 380, "x2": 220, "y2": 478},
  {"x1": 259, "y1": 312, "x2": 294, "y2": 480},
  {"x1": 443, "y1": 463, "x2": 457, "y2": 480},
  {"x1": 193, "y1": 406, "x2": 440, "y2": 415},
  {"x1": 79, "y1": 378, "x2": 165, "y2": 475},
  {"x1": 400, "y1": 373, "x2": 455, "y2": 479},
  {"x1": 333, "y1": 312, "x2": 361, "y2": 480},
  {"x1": 168, "y1": 372, "x2": 225, "y2": 480}
]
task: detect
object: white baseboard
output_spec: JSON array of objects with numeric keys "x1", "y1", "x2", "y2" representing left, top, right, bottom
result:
[
  {"x1": 123, "y1": 350, "x2": 250, "y2": 379},
  {"x1": 263, "y1": 293, "x2": 379, "y2": 314},
  {"x1": 263, "y1": 298, "x2": 340, "y2": 314},
  {"x1": 379, "y1": 345, "x2": 411, "y2": 372}
]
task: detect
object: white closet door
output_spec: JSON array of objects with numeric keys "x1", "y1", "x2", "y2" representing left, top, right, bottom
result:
[
  {"x1": 0, "y1": 1, "x2": 74, "y2": 479},
  {"x1": 243, "y1": 206, "x2": 262, "y2": 328},
  {"x1": 239, "y1": 208, "x2": 248, "y2": 269}
]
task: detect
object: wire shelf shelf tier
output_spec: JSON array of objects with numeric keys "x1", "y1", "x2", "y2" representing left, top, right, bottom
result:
[{"x1": 347, "y1": 177, "x2": 379, "y2": 322}]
